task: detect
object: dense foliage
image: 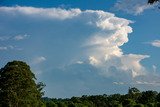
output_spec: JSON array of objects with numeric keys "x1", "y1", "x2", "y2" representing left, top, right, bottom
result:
[
  {"x1": 43, "y1": 87, "x2": 160, "y2": 107},
  {"x1": 0, "y1": 61, "x2": 45, "y2": 107}
]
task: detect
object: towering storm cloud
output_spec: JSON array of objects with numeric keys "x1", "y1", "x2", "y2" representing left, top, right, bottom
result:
[{"x1": 0, "y1": 6, "x2": 159, "y2": 97}]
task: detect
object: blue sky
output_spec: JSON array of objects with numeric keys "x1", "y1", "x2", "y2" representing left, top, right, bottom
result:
[{"x1": 0, "y1": 0, "x2": 160, "y2": 98}]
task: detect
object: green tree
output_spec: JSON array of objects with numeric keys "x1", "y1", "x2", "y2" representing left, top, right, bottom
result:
[
  {"x1": 137, "y1": 91, "x2": 157, "y2": 104},
  {"x1": 122, "y1": 99, "x2": 135, "y2": 107},
  {"x1": 128, "y1": 87, "x2": 140, "y2": 95},
  {"x1": 156, "y1": 93, "x2": 160, "y2": 102},
  {"x1": 0, "y1": 61, "x2": 44, "y2": 107},
  {"x1": 57, "y1": 102, "x2": 67, "y2": 107},
  {"x1": 128, "y1": 87, "x2": 141, "y2": 102},
  {"x1": 146, "y1": 103, "x2": 155, "y2": 107},
  {"x1": 133, "y1": 104, "x2": 144, "y2": 107},
  {"x1": 45, "y1": 101, "x2": 57, "y2": 107}
]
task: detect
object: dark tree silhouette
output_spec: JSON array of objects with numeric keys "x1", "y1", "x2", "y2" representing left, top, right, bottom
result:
[{"x1": 0, "y1": 61, "x2": 44, "y2": 107}]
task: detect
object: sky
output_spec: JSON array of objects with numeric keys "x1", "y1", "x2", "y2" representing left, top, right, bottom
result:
[{"x1": 0, "y1": 0, "x2": 160, "y2": 98}]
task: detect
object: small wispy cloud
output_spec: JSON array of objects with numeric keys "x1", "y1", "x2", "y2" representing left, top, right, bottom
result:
[
  {"x1": 9, "y1": 45, "x2": 23, "y2": 51},
  {"x1": 113, "y1": 82, "x2": 125, "y2": 85},
  {"x1": 32, "y1": 56, "x2": 46, "y2": 64},
  {"x1": 30, "y1": 56, "x2": 47, "y2": 75},
  {"x1": 76, "y1": 61, "x2": 84, "y2": 64},
  {"x1": 0, "y1": 46, "x2": 8, "y2": 51},
  {"x1": 0, "y1": 36, "x2": 11, "y2": 41},
  {"x1": 0, "y1": 45, "x2": 23, "y2": 51},
  {"x1": 153, "y1": 65, "x2": 157, "y2": 74},
  {"x1": 150, "y1": 40, "x2": 160, "y2": 47},
  {"x1": 113, "y1": 80, "x2": 160, "y2": 86},
  {"x1": 13, "y1": 34, "x2": 30, "y2": 41},
  {"x1": 135, "y1": 81, "x2": 160, "y2": 86},
  {"x1": 0, "y1": 34, "x2": 30, "y2": 41},
  {"x1": 0, "y1": 34, "x2": 29, "y2": 51}
]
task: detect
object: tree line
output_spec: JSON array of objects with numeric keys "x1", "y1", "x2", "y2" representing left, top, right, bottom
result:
[
  {"x1": 1, "y1": 61, "x2": 160, "y2": 107},
  {"x1": 43, "y1": 87, "x2": 160, "y2": 107}
]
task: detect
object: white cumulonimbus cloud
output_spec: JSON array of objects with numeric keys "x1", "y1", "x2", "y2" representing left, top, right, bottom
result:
[
  {"x1": 114, "y1": 0, "x2": 159, "y2": 15},
  {"x1": 1, "y1": 6, "x2": 158, "y2": 97},
  {"x1": 0, "y1": 6, "x2": 149, "y2": 80},
  {"x1": 0, "y1": 6, "x2": 148, "y2": 77}
]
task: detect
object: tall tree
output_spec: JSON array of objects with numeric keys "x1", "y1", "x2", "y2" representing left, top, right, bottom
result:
[
  {"x1": 0, "y1": 61, "x2": 44, "y2": 107},
  {"x1": 128, "y1": 87, "x2": 141, "y2": 101}
]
